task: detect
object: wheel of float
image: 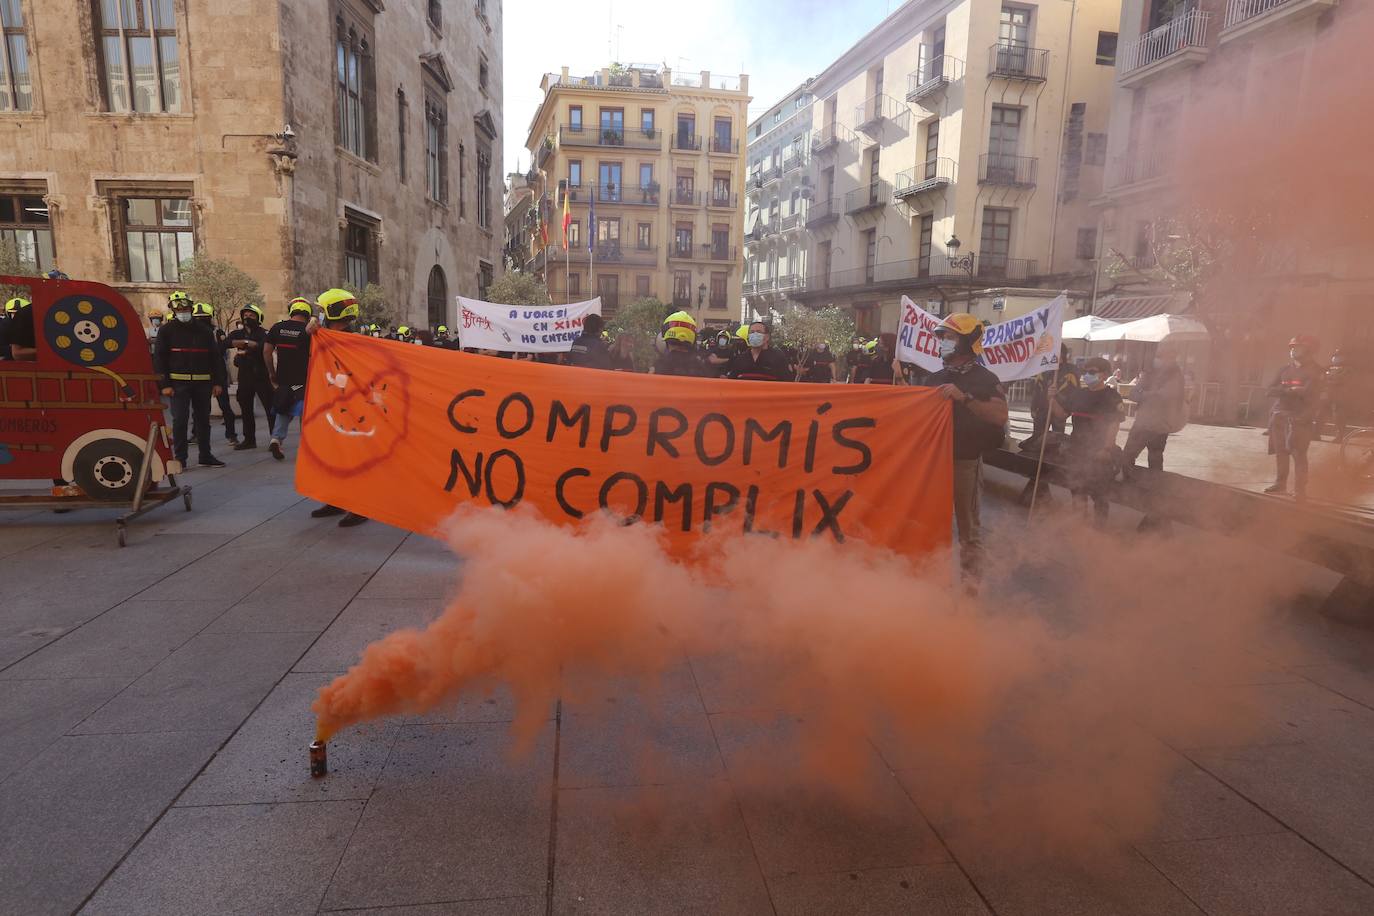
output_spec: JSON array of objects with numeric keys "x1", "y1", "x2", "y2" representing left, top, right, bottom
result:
[
  {"x1": 116, "y1": 524, "x2": 127, "y2": 548},
  {"x1": 183, "y1": 488, "x2": 193, "y2": 511},
  {"x1": 71, "y1": 437, "x2": 145, "y2": 501}
]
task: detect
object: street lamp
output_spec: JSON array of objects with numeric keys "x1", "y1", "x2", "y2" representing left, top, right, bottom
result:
[{"x1": 946, "y1": 234, "x2": 975, "y2": 314}]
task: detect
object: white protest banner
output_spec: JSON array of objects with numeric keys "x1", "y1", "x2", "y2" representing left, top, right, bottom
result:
[
  {"x1": 457, "y1": 296, "x2": 602, "y2": 352},
  {"x1": 979, "y1": 292, "x2": 1066, "y2": 383},
  {"x1": 896, "y1": 295, "x2": 945, "y2": 374}
]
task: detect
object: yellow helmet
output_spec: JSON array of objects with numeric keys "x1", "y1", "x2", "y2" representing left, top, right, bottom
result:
[
  {"x1": 240, "y1": 303, "x2": 264, "y2": 321},
  {"x1": 168, "y1": 291, "x2": 191, "y2": 306},
  {"x1": 662, "y1": 310, "x2": 698, "y2": 345},
  {"x1": 288, "y1": 297, "x2": 314, "y2": 316},
  {"x1": 735, "y1": 323, "x2": 750, "y2": 342},
  {"x1": 317, "y1": 288, "x2": 360, "y2": 322},
  {"x1": 935, "y1": 312, "x2": 985, "y2": 356},
  {"x1": 192, "y1": 301, "x2": 214, "y2": 318},
  {"x1": 147, "y1": 309, "x2": 164, "y2": 321},
  {"x1": 4, "y1": 296, "x2": 28, "y2": 314},
  {"x1": 437, "y1": 324, "x2": 448, "y2": 334},
  {"x1": 396, "y1": 325, "x2": 411, "y2": 336}
]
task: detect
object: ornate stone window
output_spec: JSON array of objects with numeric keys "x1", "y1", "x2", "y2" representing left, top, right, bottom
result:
[{"x1": 94, "y1": 0, "x2": 181, "y2": 113}]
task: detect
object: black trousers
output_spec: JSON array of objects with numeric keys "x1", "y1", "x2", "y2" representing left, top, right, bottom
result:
[
  {"x1": 170, "y1": 381, "x2": 214, "y2": 463},
  {"x1": 236, "y1": 372, "x2": 276, "y2": 445}
]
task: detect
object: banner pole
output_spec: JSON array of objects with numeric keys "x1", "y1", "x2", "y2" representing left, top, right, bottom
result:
[{"x1": 565, "y1": 244, "x2": 571, "y2": 305}]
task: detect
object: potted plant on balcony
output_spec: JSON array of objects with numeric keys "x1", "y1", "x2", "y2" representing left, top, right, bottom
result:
[
  {"x1": 602, "y1": 128, "x2": 624, "y2": 145},
  {"x1": 643, "y1": 180, "x2": 660, "y2": 204}
]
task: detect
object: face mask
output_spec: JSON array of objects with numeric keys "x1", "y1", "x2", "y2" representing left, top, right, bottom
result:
[
  {"x1": 243, "y1": 316, "x2": 259, "y2": 327},
  {"x1": 175, "y1": 312, "x2": 192, "y2": 323},
  {"x1": 937, "y1": 338, "x2": 958, "y2": 358},
  {"x1": 1290, "y1": 349, "x2": 1301, "y2": 362},
  {"x1": 1083, "y1": 372, "x2": 1101, "y2": 387},
  {"x1": 747, "y1": 331, "x2": 765, "y2": 348}
]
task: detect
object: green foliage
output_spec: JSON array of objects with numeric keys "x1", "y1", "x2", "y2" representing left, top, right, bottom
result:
[
  {"x1": 1103, "y1": 211, "x2": 1230, "y2": 297},
  {"x1": 177, "y1": 255, "x2": 264, "y2": 328},
  {"x1": 0, "y1": 237, "x2": 40, "y2": 304},
  {"x1": 771, "y1": 305, "x2": 855, "y2": 379},
  {"x1": 347, "y1": 283, "x2": 395, "y2": 328},
  {"x1": 607, "y1": 296, "x2": 672, "y2": 371},
  {"x1": 483, "y1": 272, "x2": 550, "y2": 306}
]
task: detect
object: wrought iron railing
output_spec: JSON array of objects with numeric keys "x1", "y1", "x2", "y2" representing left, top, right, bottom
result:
[
  {"x1": 560, "y1": 124, "x2": 663, "y2": 149},
  {"x1": 1121, "y1": 11, "x2": 1211, "y2": 75},
  {"x1": 844, "y1": 180, "x2": 891, "y2": 214},
  {"x1": 894, "y1": 158, "x2": 957, "y2": 197},
  {"x1": 806, "y1": 197, "x2": 841, "y2": 227},
  {"x1": 907, "y1": 55, "x2": 965, "y2": 100},
  {"x1": 978, "y1": 153, "x2": 1038, "y2": 187},
  {"x1": 988, "y1": 42, "x2": 1051, "y2": 80}
]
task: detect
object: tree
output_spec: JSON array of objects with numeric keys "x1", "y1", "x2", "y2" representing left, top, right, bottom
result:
[
  {"x1": 177, "y1": 255, "x2": 264, "y2": 327},
  {"x1": 771, "y1": 305, "x2": 855, "y2": 380},
  {"x1": 350, "y1": 283, "x2": 395, "y2": 329},
  {"x1": 483, "y1": 272, "x2": 550, "y2": 306},
  {"x1": 0, "y1": 237, "x2": 40, "y2": 304},
  {"x1": 607, "y1": 296, "x2": 673, "y2": 371}
]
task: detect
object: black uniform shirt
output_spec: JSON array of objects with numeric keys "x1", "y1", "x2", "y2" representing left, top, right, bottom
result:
[
  {"x1": 566, "y1": 332, "x2": 612, "y2": 370},
  {"x1": 927, "y1": 363, "x2": 1006, "y2": 460},
  {"x1": 227, "y1": 324, "x2": 271, "y2": 377},
  {"x1": 725, "y1": 347, "x2": 792, "y2": 381},
  {"x1": 267, "y1": 318, "x2": 312, "y2": 387}
]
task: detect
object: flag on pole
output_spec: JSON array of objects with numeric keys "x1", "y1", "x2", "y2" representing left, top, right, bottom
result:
[
  {"x1": 540, "y1": 195, "x2": 550, "y2": 249},
  {"x1": 561, "y1": 185, "x2": 572, "y2": 246}
]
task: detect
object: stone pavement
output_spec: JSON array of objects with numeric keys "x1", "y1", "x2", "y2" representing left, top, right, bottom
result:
[{"x1": 3, "y1": 428, "x2": 1374, "y2": 914}]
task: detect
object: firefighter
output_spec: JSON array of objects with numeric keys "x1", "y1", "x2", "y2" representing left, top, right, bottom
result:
[
  {"x1": 1266, "y1": 334, "x2": 1324, "y2": 501},
  {"x1": 567, "y1": 313, "x2": 612, "y2": 369},
  {"x1": 192, "y1": 301, "x2": 239, "y2": 446},
  {"x1": 724, "y1": 320, "x2": 792, "y2": 381},
  {"x1": 154, "y1": 295, "x2": 227, "y2": 469},
  {"x1": 264, "y1": 297, "x2": 316, "y2": 460},
  {"x1": 309, "y1": 289, "x2": 369, "y2": 528},
  {"x1": 146, "y1": 309, "x2": 165, "y2": 341},
  {"x1": 226, "y1": 303, "x2": 275, "y2": 450},
  {"x1": 0, "y1": 296, "x2": 25, "y2": 361},
  {"x1": 653, "y1": 311, "x2": 703, "y2": 377}
]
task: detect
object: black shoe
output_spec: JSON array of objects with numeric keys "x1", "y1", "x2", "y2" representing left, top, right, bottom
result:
[
  {"x1": 199, "y1": 455, "x2": 227, "y2": 468},
  {"x1": 233, "y1": 440, "x2": 257, "y2": 451},
  {"x1": 226, "y1": 436, "x2": 240, "y2": 446},
  {"x1": 311, "y1": 504, "x2": 345, "y2": 518},
  {"x1": 338, "y1": 512, "x2": 369, "y2": 528},
  {"x1": 269, "y1": 440, "x2": 284, "y2": 460}
]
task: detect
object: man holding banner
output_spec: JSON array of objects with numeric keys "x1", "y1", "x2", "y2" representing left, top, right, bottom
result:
[{"x1": 925, "y1": 313, "x2": 1008, "y2": 583}]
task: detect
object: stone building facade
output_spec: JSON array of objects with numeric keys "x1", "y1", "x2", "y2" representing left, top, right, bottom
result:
[{"x1": 0, "y1": 0, "x2": 502, "y2": 328}]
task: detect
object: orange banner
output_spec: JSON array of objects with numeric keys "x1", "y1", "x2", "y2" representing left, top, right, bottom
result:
[{"x1": 295, "y1": 332, "x2": 953, "y2": 558}]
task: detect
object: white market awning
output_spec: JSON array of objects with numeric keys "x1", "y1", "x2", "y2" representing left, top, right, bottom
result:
[
  {"x1": 1093, "y1": 313, "x2": 1211, "y2": 343},
  {"x1": 1062, "y1": 315, "x2": 1120, "y2": 341}
]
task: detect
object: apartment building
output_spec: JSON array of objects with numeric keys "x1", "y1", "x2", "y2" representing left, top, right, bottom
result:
[
  {"x1": 743, "y1": 0, "x2": 1122, "y2": 337},
  {"x1": 503, "y1": 171, "x2": 535, "y2": 273},
  {"x1": 523, "y1": 65, "x2": 750, "y2": 323},
  {"x1": 1100, "y1": 0, "x2": 1354, "y2": 422},
  {"x1": 0, "y1": 0, "x2": 502, "y2": 327}
]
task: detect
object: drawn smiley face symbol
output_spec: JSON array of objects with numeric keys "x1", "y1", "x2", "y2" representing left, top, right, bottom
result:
[
  {"x1": 303, "y1": 349, "x2": 411, "y2": 477},
  {"x1": 323, "y1": 367, "x2": 386, "y2": 438}
]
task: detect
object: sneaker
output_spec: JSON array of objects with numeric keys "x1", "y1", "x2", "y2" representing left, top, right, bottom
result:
[
  {"x1": 233, "y1": 440, "x2": 257, "y2": 451},
  {"x1": 338, "y1": 512, "x2": 369, "y2": 528},
  {"x1": 269, "y1": 439, "x2": 284, "y2": 460},
  {"x1": 311, "y1": 504, "x2": 345, "y2": 518},
  {"x1": 226, "y1": 436, "x2": 240, "y2": 446},
  {"x1": 199, "y1": 455, "x2": 227, "y2": 468},
  {"x1": 1263, "y1": 482, "x2": 1288, "y2": 495}
]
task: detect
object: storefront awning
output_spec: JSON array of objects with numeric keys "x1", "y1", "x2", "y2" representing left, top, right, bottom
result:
[{"x1": 1093, "y1": 293, "x2": 1190, "y2": 322}]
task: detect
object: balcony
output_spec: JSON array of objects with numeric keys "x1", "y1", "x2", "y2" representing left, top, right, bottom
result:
[
  {"x1": 709, "y1": 295, "x2": 729, "y2": 310},
  {"x1": 894, "y1": 158, "x2": 956, "y2": 200},
  {"x1": 797, "y1": 254, "x2": 1039, "y2": 297},
  {"x1": 1106, "y1": 147, "x2": 1174, "y2": 191},
  {"x1": 806, "y1": 197, "x2": 841, "y2": 229},
  {"x1": 1119, "y1": 11, "x2": 1211, "y2": 86},
  {"x1": 854, "y1": 95, "x2": 904, "y2": 135},
  {"x1": 978, "y1": 154, "x2": 1038, "y2": 188},
  {"x1": 760, "y1": 164, "x2": 783, "y2": 186},
  {"x1": 671, "y1": 132, "x2": 703, "y2": 151},
  {"x1": 776, "y1": 274, "x2": 805, "y2": 294},
  {"x1": 709, "y1": 136, "x2": 739, "y2": 155},
  {"x1": 781, "y1": 151, "x2": 805, "y2": 174},
  {"x1": 745, "y1": 224, "x2": 766, "y2": 244},
  {"x1": 707, "y1": 245, "x2": 737, "y2": 263},
  {"x1": 707, "y1": 191, "x2": 737, "y2": 209},
  {"x1": 742, "y1": 279, "x2": 759, "y2": 295},
  {"x1": 810, "y1": 123, "x2": 854, "y2": 156},
  {"x1": 844, "y1": 180, "x2": 890, "y2": 216},
  {"x1": 559, "y1": 124, "x2": 663, "y2": 150},
  {"x1": 988, "y1": 43, "x2": 1050, "y2": 81},
  {"x1": 536, "y1": 136, "x2": 554, "y2": 167},
  {"x1": 668, "y1": 188, "x2": 700, "y2": 207},
  {"x1": 545, "y1": 244, "x2": 659, "y2": 267},
  {"x1": 779, "y1": 212, "x2": 802, "y2": 232},
  {"x1": 907, "y1": 55, "x2": 964, "y2": 104},
  {"x1": 760, "y1": 220, "x2": 780, "y2": 238},
  {"x1": 1222, "y1": 0, "x2": 1336, "y2": 41},
  {"x1": 588, "y1": 183, "x2": 663, "y2": 206},
  {"x1": 668, "y1": 243, "x2": 737, "y2": 262}
]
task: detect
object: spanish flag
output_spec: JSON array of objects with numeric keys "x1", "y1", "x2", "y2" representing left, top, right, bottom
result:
[{"x1": 561, "y1": 185, "x2": 572, "y2": 247}]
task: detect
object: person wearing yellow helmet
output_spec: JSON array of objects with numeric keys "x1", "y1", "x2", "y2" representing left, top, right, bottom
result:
[
  {"x1": 190, "y1": 302, "x2": 240, "y2": 446},
  {"x1": 226, "y1": 304, "x2": 275, "y2": 450},
  {"x1": 927, "y1": 312, "x2": 1007, "y2": 587},
  {"x1": 155, "y1": 292, "x2": 228, "y2": 468},
  {"x1": 0, "y1": 297, "x2": 29, "y2": 362},
  {"x1": 654, "y1": 310, "x2": 703, "y2": 377},
  {"x1": 725, "y1": 319, "x2": 792, "y2": 382},
  {"x1": 264, "y1": 297, "x2": 319, "y2": 459},
  {"x1": 309, "y1": 289, "x2": 369, "y2": 527}
]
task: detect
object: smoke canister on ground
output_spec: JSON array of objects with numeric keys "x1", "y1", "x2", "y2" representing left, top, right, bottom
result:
[{"x1": 309, "y1": 740, "x2": 327, "y2": 778}]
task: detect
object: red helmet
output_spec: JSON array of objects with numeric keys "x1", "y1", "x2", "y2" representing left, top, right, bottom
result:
[{"x1": 1288, "y1": 335, "x2": 1319, "y2": 351}]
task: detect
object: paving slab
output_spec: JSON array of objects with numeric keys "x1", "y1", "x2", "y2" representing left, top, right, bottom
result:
[
  {"x1": 205, "y1": 584, "x2": 368, "y2": 635},
  {"x1": 766, "y1": 863, "x2": 991, "y2": 916},
  {"x1": 1141, "y1": 678, "x2": 1374, "y2": 752},
  {"x1": 710, "y1": 712, "x2": 949, "y2": 877},
  {"x1": 322, "y1": 901, "x2": 543, "y2": 916},
  {"x1": 0, "y1": 599, "x2": 233, "y2": 680},
  {"x1": 0, "y1": 675, "x2": 132, "y2": 781},
  {"x1": 953, "y1": 850, "x2": 1206, "y2": 916},
  {"x1": 80, "y1": 800, "x2": 364, "y2": 916},
  {"x1": 1293, "y1": 663, "x2": 1374, "y2": 711},
  {"x1": 1139, "y1": 830, "x2": 1374, "y2": 916},
  {"x1": 321, "y1": 722, "x2": 553, "y2": 911},
  {"x1": 293, "y1": 597, "x2": 447, "y2": 673},
  {"x1": 0, "y1": 730, "x2": 222, "y2": 916},
  {"x1": 353, "y1": 535, "x2": 462, "y2": 600},
  {"x1": 552, "y1": 781, "x2": 773, "y2": 916},
  {"x1": 70, "y1": 630, "x2": 316, "y2": 736},
  {"x1": 0, "y1": 634, "x2": 57, "y2": 669},
  {"x1": 1130, "y1": 759, "x2": 1285, "y2": 844},
  {"x1": 179, "y1": 672, "x2": 402, "y2": 806}
]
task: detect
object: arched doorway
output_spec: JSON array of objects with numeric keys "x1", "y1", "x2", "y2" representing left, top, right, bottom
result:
[{"x1": 426, "y1": 265, "x2": 447, "y2": 329}]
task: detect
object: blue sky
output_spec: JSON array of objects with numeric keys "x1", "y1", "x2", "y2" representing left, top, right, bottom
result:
[{"x1": 501, "y1": 0, "x2": 898, "y2": 176}]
